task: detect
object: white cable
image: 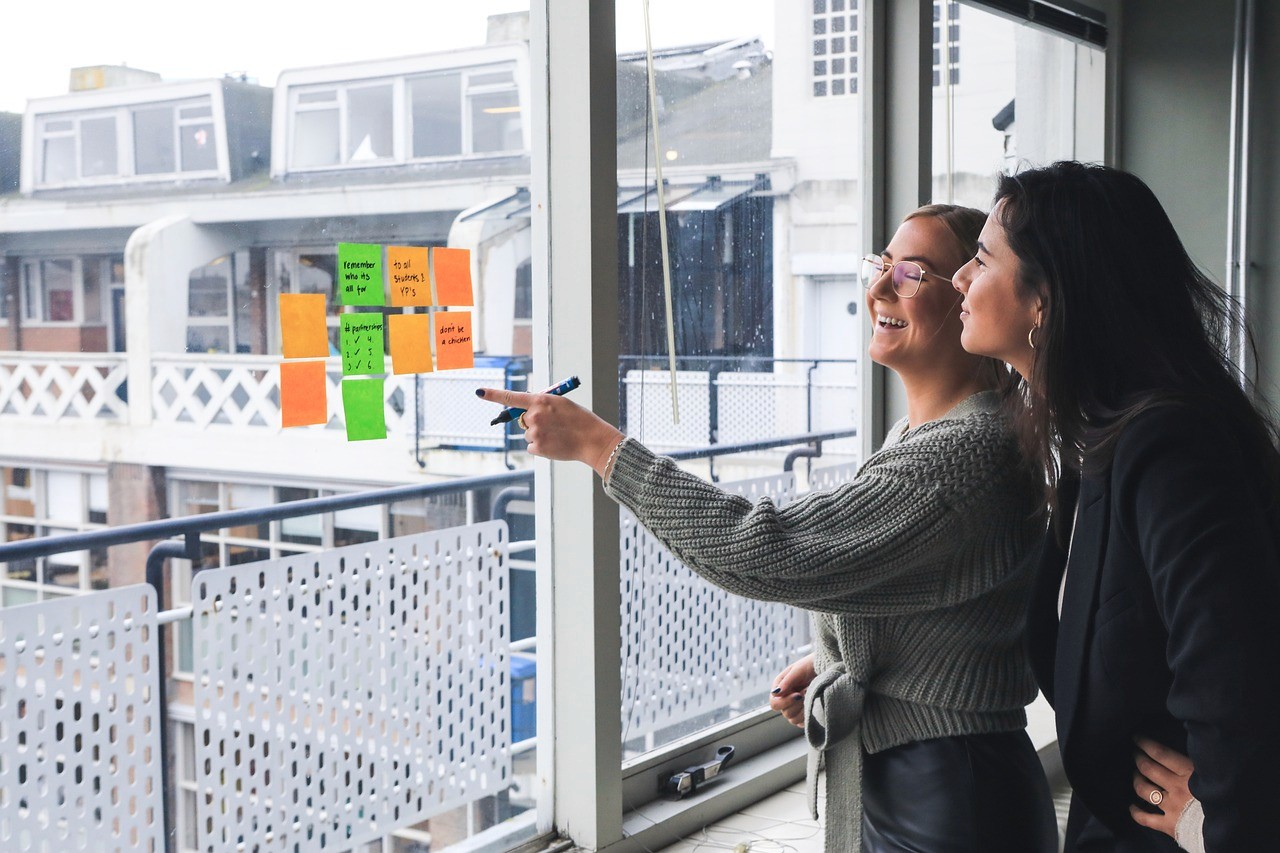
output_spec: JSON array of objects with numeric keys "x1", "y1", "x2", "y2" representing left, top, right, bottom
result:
[{"x1": 642, "y1": 0, "x2": 681, "y2": 424}]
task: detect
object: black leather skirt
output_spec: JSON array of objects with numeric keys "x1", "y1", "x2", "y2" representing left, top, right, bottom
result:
[{"x1": 861, "y1": 730, "x2": 1058, "y2": 852}]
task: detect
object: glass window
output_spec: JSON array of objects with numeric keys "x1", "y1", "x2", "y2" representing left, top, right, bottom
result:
[
  {"x1": 40, "y1": 259, "x2": 77, "y2": 322},
  {"x1": 134, "y1": 105, "x2": 177, "y2": 174},
  {"x1": 347, "y1": 84, "x2": 394, "y2": 161},
  {"x1": 0, "y1": 467, "x2": 109, "y2": 605},
  {"x1": 470, "y1": 89, "x2": 522, "y2": 153},
  {"x1": 79, "y1": 115, "x2": 119, "y2": 177},
  {"x1": 293, "y1": 103, "x2": 341, "y2": 167},
  {"x1": 932, "y1": 2, "x2": 1105, "y2": 207},
  {"x1": 410, "y1": 73, "x2": 463, "y2": 157},
  {"x1": 42, "y1": 135, "x2": 75, "y2": 183}
]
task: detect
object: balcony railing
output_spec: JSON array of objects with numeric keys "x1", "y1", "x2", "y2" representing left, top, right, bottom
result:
[
  {"x1": 0, "y1": 352, "x2": 128, "y2": 421},
  {"x1": 0, "y1": 429, "x2": 856, "y2": 852}
]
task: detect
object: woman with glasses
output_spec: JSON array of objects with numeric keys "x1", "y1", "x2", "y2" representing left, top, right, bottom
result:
[
  {"x1": 479, "y1": 204, "x2": 1056, "y2": 852},
  {"x1": 951, "y1": 161, "x2": 1280, "y2": 852}
]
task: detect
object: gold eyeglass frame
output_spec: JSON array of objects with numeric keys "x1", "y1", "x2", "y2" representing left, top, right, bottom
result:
[{"x1": 860, "y1": 254, "x2": 954, "y2": 298}]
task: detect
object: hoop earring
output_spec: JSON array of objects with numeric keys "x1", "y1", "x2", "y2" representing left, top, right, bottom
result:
[{"x1": 1028, "y1": 325, "x2": 1039, "y2": 350}]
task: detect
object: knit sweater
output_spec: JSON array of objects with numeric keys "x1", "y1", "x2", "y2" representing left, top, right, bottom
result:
[{"x1": 604, "y1": 391, "x2": 1044, "y2": 851}]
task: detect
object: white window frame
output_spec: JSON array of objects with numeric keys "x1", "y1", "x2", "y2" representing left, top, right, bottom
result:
[
  {"x1": 24, "y1": 83, "x2": 229, "y2": 192},
  {"x1": 0, "y1": 464, "x2": 108, "y2": 605},
  {"x1": 20, "y1": 256, "x2": 84, "y2": 326},
  {"x1": 274, "y1": 48, "x2": 528, "y2": 177}
]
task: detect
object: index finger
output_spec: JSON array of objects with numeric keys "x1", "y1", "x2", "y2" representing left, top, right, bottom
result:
[
  {"x1": 475, "y1": 387, "x2": 539, "y2": 409},
  {"x1": 1134, "y1": 736, "x2": 1194, "y2": 776}
]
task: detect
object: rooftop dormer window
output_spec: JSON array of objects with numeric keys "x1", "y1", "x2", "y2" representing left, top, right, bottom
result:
[
  {"x1": 31, "y1": 94, "x2": 223, "y2": 189},
  {"x1": 281, "y1": 56, "x2": 524, "y2": 174}
]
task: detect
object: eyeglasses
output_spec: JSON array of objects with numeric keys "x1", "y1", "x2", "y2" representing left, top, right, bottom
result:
[{"x1": 859, "y1": 255, "x2": 953, "y2": 298}]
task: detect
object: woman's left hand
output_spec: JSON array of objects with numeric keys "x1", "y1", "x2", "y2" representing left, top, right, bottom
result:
[
  {"x1": 1129, "y1": 735, "x2": 1196, "y2": 838},
  {"x1": 476, "y1": 386, "x2": 625, "y2": 477}
]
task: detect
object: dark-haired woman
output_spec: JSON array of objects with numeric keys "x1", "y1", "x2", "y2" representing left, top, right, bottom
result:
[
  {"x1": 952, "y1": 160, "x2": 1280, "y2": 852},
  {"x1": 480, "y1": 204, "x2": 1057, "y2": 852}
]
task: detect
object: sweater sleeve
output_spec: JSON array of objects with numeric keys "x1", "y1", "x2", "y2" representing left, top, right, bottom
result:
[
  {"x1": 1112, "y1": 408, "x2": 1280, "y2": 851},
  {"x1": 603, "y1": 415, "x2": 1030, "y2": 615}
]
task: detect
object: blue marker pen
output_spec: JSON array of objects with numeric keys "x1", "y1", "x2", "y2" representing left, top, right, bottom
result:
[{"x1": 490, "y1": 375, "x2": 581, "y2": 426}]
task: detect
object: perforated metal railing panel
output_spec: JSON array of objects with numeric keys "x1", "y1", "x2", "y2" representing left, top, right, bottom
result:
[
  {"x1": 191, "y1": 523, "x2": 511, "y2": 852},
  {"x1": 620, "y1": 473, "x2": 811, "y2": 739},
  {"x1": 0, "y1": 585, "x2": 164, "y2": 853}
]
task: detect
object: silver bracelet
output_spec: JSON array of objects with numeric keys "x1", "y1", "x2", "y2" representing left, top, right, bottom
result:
[{"x1": 602, "y1": 437, "x2": 627, "y2": 483}]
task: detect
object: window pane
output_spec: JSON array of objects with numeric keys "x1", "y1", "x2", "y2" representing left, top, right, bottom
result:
[
  {"x1": 410, "y1": 73, "x2": 463, "y2": 157},
  {"x1": 42, "y1": 136, "x2": 75, "y2": 183},
  {"x1": 45, "y1": 471, "x2": 83, "y2": 525},
  {"x1": 180, "y1": 122, "x2": 217, "y2": 171},
  {"x1": 616, "y1": 0, "x2": 841, "y2": 760},
  {"x1": 41, "y1": 259, "x2": 77, "y2": 322},
  {"x1": 931, "y1": 3, "x2": 1104, "y2": 206},
  {"x1": 470, "y1": 90, "x2": 522, "y2": 153},
  {"x1": 293, "y1": 108, "x2": 340, "y2": 166},
  {"x1": 80, "y1": 116, "x2": 119, "y2": 177},
  {"x1": 134, "y1": 106, "x2": 177, "y2": 174},
  {"x1": 346, "y1": 85, "x2": 394, "y2": 162}
]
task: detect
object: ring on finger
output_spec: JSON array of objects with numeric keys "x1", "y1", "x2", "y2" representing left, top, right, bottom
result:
[
  {"x1": 1149, "y1": 789, "x2": 1164, "y2": 806},
  {"x1": 517, "y1": 412, "x2": 528, "y2": 430}
]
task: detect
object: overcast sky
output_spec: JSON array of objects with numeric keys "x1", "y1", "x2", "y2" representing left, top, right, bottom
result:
[{"x1": 0, "y1": 1, "x2": 775, "y2": 113}]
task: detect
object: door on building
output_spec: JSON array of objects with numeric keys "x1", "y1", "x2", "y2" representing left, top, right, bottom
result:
[{"x1": 110, "y1": 287, "x2": 126, "y2": 352}]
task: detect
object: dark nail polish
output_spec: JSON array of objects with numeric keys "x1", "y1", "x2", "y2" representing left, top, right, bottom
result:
[
  {"x1": 474, "y1": 389, "x2": 484, "y2": 397},
  {"x1": 792, "y1": 694, "x2": 802, "y2": 702},
  {"x1": 771, "y1": 688, "x2": 781, "y2": 695}
]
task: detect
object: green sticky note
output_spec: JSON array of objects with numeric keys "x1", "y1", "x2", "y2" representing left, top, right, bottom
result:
[
  {"x1": 340, "y1": 313, "x2": 386, "y2": 376},
  {"x1": 341, "y1": 378, "x2": 387, "y2": 441},
  {"x1": 338, "y1": 243, "x2": 385, "y2": 306}
]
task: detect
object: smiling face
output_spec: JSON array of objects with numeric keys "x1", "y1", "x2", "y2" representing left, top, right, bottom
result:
[
  {"x1": 865, "y1": 215, "x2": 971, "y2": 376},
  {"x1": 951, "y1": 204, "x2": 1043, "y2": 378}
]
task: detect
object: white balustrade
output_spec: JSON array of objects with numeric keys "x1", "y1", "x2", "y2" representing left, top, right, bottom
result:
[{"x1": 0, "y1": 353, "x2": 128, "y2": 422}]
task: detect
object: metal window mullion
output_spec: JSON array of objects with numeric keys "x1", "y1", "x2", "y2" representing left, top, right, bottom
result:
[{"x1": 534, "y1": 0, "x2": 623, "y2": 846}]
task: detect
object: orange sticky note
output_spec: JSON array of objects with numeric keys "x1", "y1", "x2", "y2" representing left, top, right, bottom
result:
[
  {"x1": 280, "y1": 360, "x2": 328, "y2": 427},
  {"x1": 279, "y1": 294, "x2": 329, "y2": 358},
  {"x1": 433, "y1": 311, "x2": 474, "y2": 371},
  {"x1": 389, "y1": 313, "x2": 433, "y2": 374},
  {"x1": 387, "y1": 246, "x2": 432, "y2": 307},
  {"x1": 432, "y1": 247, "x2": 473, "y2": 306}
]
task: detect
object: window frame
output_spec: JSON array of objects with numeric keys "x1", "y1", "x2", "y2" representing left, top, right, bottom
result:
[
  {"x1": 20, "y1": 256, "x2": 85, "y2": 326},
  {"x1": 27, "y1": 87, "x2": 227, "y2": 191},
  {"x1": 273, "y1": 45, "x2": 529, "y2": 177}
]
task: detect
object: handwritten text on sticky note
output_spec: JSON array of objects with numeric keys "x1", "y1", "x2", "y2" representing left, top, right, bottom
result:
[
  {"x1": 340, "y1": 313, "x2": 386, "y2": 376},
  {"x1": 433, "y1": 247, "x2": 473, "y2": 306},
  {"x1": 433, "y1": 311, "x2": 474, "y2": 371},
  {"x1": 338, "y1": 243, "x2": 385, "y2": 307},
  {"x1": 387, "y1": 246, "x2": 433, "y2": 307}
]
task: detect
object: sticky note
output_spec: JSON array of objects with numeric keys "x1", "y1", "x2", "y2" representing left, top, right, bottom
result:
[
  {"x1": 280, "y1": 360, "x2": 328, "y2": 427},
  {"x1": 337, "y1": 243, "x2": 385, "y2": 306},
  {"x1": 387, "y1": 246, "x2": 433, "y2": 307},
  {"x1": 340, "y1": 313, "x2": 386, "y2": 375},
  {"x1": 432, "y1": 247, "x2": 473, "y2": 306},
  {"x1": 389, "y1": 313, "x2": 433, "y2": 374},
  {"x1": 433, "y1": 311, "x2": 474, "y2": 371},
  {"x1": 341, "y1": 378, "x2": 386, "y2": 441},
  {"x1": 279, "y1": 293, "x2": 329, "y2": 358}
]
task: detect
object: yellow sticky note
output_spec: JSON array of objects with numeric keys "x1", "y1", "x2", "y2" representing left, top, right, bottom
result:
[
  {"x1": 280, "y1": 360, "x2": 328, "y2": 427},
  {"x1": 433, "y1": 311, "x2": 474, "y2": 371},
  {"x1": 432, "y1": 247, "x2": 473, "y2": 306},
  {"x1": 279, "y1": 294, "x2": 329, "y2": 358},
  {"x1": 389, "y1": 313, "x2": 433, "y2": 374},
  {"x1": 387, "y1": 246, "x2": 433, "y2": 307}
]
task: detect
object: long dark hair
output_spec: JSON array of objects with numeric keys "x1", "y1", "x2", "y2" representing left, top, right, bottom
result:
[{"x1": 993, "y1": 161, "x2": 1280, "y2": 518}]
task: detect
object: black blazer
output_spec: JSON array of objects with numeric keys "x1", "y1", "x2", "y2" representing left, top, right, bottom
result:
[{"x1": 1027, "y1": 405, "x2": 1280, "y2": 852}]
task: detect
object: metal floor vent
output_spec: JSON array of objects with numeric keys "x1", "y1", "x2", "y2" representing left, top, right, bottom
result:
[
  {"x1": 0, "y1": 585, "x2": 164, "y2": 852},
  {"x1": 191, "y1": 522, "x2": 511, "y2": 852}
]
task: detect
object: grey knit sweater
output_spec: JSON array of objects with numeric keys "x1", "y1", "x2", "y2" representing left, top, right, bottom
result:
[{"x1": 604, "y1": 391, "x2": 1044, "y2": 851}]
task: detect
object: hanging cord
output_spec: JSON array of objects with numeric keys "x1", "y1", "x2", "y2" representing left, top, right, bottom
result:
[{"x1": 643, "y1": 0, "x2": 681, "y2": 423}]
